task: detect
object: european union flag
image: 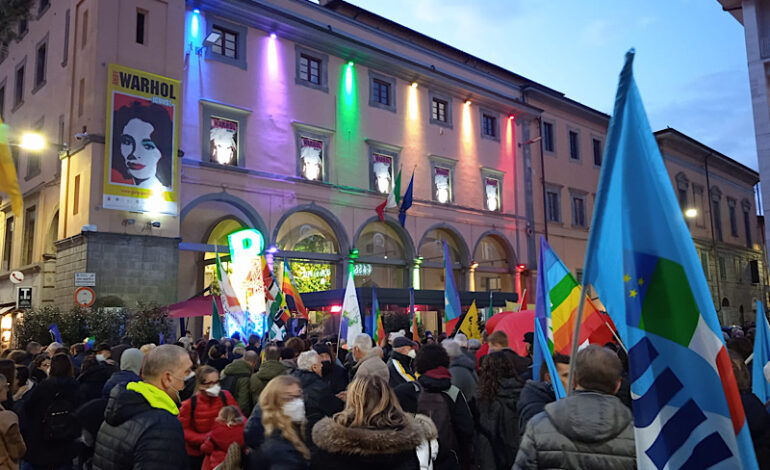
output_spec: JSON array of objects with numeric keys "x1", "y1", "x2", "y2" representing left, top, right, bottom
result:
[{"x1": 582, "y1": 50, "x2": 757, "y2": 469}]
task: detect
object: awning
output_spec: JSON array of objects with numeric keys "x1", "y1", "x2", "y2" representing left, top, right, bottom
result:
[
  {"x1": 300, "y1": 288, "x2": 518, "y2": 309},
  {"x1": 166, "y1": 295, "x2": 223, "y2": 318},
  {"x1": 0, "y1": 306, "x2": 14, "y2": 316}
]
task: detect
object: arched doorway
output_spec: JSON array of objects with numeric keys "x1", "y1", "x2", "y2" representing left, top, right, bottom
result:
[
  {"x1": 275, "y1": 211, "x2": 343, "y2": 292},
  {"x1": 472, "y1": 233, "x2": 514, "y2": 292},
  {"x1": 354, "y1": 217, "x2": 414, "y2": 288},
  {"x1": 418, "y1": 226, "x2": 469, "y2": 290},
  {"x1": 202, "y1": 217, "x2": 247, "y2": 289}
]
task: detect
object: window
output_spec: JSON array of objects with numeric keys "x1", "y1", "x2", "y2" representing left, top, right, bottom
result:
[
  {"x1": 744, "y1": 207, "x2": 753, "y2": 248},
  {"x1": 34, "y1": 40, "x2": 47, "y2": 89},
  {"x1": 569, "y1": 130, "x2": 580, "y2": 160},
  {"x1": 676, "y1": 173, "x2": 689, "y2": 212},
  {"x1": 0, "y1": 84, "x2": 5, "y2": 119},
  {"x1": 719, "y1": 256, "x2": 726, "y2": 281},
  {"x1": 429, "y1": 90, "x2": 452, "y2": 127},
  {"x1": 543, "y1": 122, "x2": 554, "y2": 152},
  {"x1": 201, "y1": 100, "x2": 249, "y2": 168},
  {"x1": 292, "y1": 122, "x2": 331, "y2": 183},
  {"x1": 38, "y1": 0, "x2": 50, "y2": 16},
  {"x1": 751, "y1": 259, "x2": 760, "y2": 284},
  {"x1": 81, "y1": 10, "x2": 88, "y2": 49},
  {"x1": 18, "y1": 18, "x2": 28, "y2": 39},
  {"x1": 73, "y1": 174, "x2": 80, "y2": 215},
  {"x1": 136, "y1": 10, "x2": 147, "y2": 45},
  {"x1": 78, "y1": 78, "x2": 84, "y2": 116},
  {"x1": 211, "y1": 27, "x2": 237, "y2": 59},
  {"x1": 26, "y1": 118, "x2": 42, "y2": 178},
  {"x1": 481, "y1": 112, "x2": 498, "y2": 139},
  {"x1": 0, "y1": 42, "x2": 7, "y2": 64},
  {"x1": 711, "y1": 189, "x2": 723, "y2": 241},
  {"x1": 593, "y1": 138, "x2": 602, "y2": 166},
  {"x1": 728, "y1": 199, "x2": 738, "y2": 237},
  {"x1": 700, "y1": 251, "x2": 709, "y2": 280},
  {"x1": 62, "y1": 10, "x2": 70, "y2": 66},
  {"x1": 572, "y1": 194, "x2": 587, "y2": 227},
  {"x1": 367, "y1": 140, "x2": 400, "y2": 194},
  {"x1": 2, "y1": 217, "x2": 13, "y2": 271},
  {"x1": 693, "y1": 185, "x2": 705, "y2": 227},
  {"x1": 484, "y1": 177, "x2": 501, "y2": 211},
  {"x1": 678, "y1": 189, "x2": 688, "y2": 211},
  {"x1": 546, "y1": 188, "x2": 561, "y2": 223},
  {"x1": 14, "y1": 62, "x2": 24, "y2": 107},
  {"x1": 22, "y1": 206, "x2": 35, "y2": 266},
  {"x1": 431, "y1": 162, "x2": 454, "y2": 204},
  {"x1": 295, "y1": 46, "x2": 327, "y2": 91},
  {"x1": 368, "y1": 72, "x2": 396, "y2": 112},
  {"x1": 299, "y1": 54, "x2": 320, "y2": 84}
]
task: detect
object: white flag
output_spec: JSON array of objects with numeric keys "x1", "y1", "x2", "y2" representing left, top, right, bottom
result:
[{"x1": 340, "y1": 269, "x2": 362, "y2": 344}]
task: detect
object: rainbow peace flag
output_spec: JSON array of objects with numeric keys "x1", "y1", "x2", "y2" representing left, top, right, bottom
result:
[
  {"x1": 282, "y1": 259, "x2": 308, "y2": 319},
  {"x1": 372, "y1": 287, "x2": 385, "y2": 345}
]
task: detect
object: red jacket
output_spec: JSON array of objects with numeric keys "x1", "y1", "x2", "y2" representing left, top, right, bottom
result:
[
  {"x1": 200, "y1": 420, "x2": 245, "y2": 470},
  {"x1": 178, "y1": 390, "x2": 239, "y2": 456}
]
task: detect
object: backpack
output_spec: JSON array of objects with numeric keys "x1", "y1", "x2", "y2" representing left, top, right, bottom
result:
[
  {"x1": 220, "y1": 373, "x2": 249, "y2": 395},
  {"x1": 42, "y1": 392, "x2": 80, "y2": 442},
  {"x1": 416, "y1": 383, "x2": 461, "y2": 467}
]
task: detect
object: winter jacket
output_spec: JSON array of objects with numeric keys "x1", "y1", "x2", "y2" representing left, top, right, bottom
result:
[
  {"x1": 208, "y1": 357, "x2": 231, "y2": 372},
  {"x1": 291, "y1": 369, "x2": 344, "y2": 450},
  {"x1": 513, "y1": 391, "x2": 635, "y2": 470},
  {"x1": 250, "y1": 360, "x2": 287, "y2": 404},
  {"x1": 17, "y1": 376, "x2": 80, "y2": 467},
  {"x1": 244, "y1": 405, "x2": 265, "y2": 451},
  {"x1": 353, "y1": 349, "x2": 389, "y2": 381},
  {"x1": 321, "y1": 362, "x2": 349, "y2": 394},
  {"x1": 388, "y1": 351, "x2": 416, "y2": 387},
  {"x1": 0, "y1": 405, "x2": 25, "y2": 470},
  {"x1": 179, "y1": 389, "x2": 240, "y2": 456},
  {"x1": 280, "y1": 358, "x2": 298, "y2": 373},
  {"x1": 311, "y1": 413, "x2": 438, "y2": 470},
  {"x1": 78, "y1": 362, "x2": 117, "y2": 403},
  {"x1": 741, "y1": 391, "x2": 770, "y2": 468},
  {"x1": 102, "y1": 370, "x2": 141, "y2": 398},
  {"x1": 416, "y1": 368, "x2": 475, "y2": 470},
  {"x1": 448, "y1": 354, "x2": 477, "y2": 401},
  {"x1": 517, "y1": 380, "x2": 556, "y2": 433},
  {"x1": 249, "y1": 429, "x2": 309, "y2": 470},
  {"x1": 92, "y1": 382, "x2": 186, "y2": 470},
  {"x1": 201, "y1": 420, "x2": 245, "y2": 470},
  {"x1": 222, "y1": 359, "x2": 254, "y2": 415},
  {"x1": 474, "y1": 376, "x2": 524, "y2": 470}
]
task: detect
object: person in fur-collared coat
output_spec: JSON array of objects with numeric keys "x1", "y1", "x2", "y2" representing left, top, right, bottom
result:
[{"x1": 311, "y1": 375, "x2": 438, "y2": 470}]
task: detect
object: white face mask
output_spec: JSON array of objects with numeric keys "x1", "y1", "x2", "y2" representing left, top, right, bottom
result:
[
  {"x1": 96, "y1": 354, "x2": 105, "y2": 362},
  {"x1": 283, "y1": 398, "x2": 305, "y2": 423},
  {"x1": 408, "y1": 349, "x2": 417, "y2": 359},
  {"x1": 185, "y1": 371, "x2": 195, "y2": 380},
  {"x1": 205, "y1": 384, "x2": 222, "y2": 397}
]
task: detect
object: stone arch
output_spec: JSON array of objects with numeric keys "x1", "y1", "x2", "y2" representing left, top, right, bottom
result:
[
  {"x1": 472, "y1": 230, "x2": 518, "y2": 267},
  {"x1": 417, "y1": 223, "x2": 471, "y2": 268},
  {"x1": 353, "y1": 215, "x2": 416, "y2": 262},
  {"x1": 271, "y1": 203, "x2": 350, "y2": 255},
  {"x1": 181, "y1": 191, "x2": 268, "y2": 242}
]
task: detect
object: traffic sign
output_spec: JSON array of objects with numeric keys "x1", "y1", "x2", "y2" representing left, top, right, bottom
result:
[
  {"x1": 75, "y1": 272, "x2": 96, "y2": 287},
  {"x1": 16, "y1": 287, "x2": 32, "y2": 309},
  {"x1": 9, "y1": 271, "x2": 23, "y2": 284},
  {"x1": 74, "y1": 287, "x2": 95, "y2": 308}
]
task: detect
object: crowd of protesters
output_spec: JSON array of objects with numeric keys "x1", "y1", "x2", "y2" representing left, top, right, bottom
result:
[{"x1": 0, "y1": 320, "x2": 764, "y2": 470}]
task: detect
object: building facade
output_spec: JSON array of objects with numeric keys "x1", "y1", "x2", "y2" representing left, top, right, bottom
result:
[{"x1": 0, "y1": 0, "x2": 763, "y2": 336}]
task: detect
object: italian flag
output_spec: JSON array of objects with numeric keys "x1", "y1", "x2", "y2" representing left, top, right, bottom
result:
[{"x1": 375, "y1": 169, "x2": 401, "y2": 222}]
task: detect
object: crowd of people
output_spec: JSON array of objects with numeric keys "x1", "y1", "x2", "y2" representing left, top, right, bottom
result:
[{"x1": 0, "y1": 322, "x2": 764, "y2": 469}]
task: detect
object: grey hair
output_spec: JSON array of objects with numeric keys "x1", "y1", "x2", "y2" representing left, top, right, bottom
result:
[
  {"x1": 453, "y1": 333, "x2": 468, "y2": 348},
  {"x1": 442, "y1": 339, "x2": 462, "y2": 359},
  {"x1": 297, "y1": 350, "x2": 321, "y2": 371},
  {"x1": 142, "y1": 345, "x2": 188, "y2": 380},
  {"x1": 353, "y1": 334, "x2": 373, "y2": 353}
]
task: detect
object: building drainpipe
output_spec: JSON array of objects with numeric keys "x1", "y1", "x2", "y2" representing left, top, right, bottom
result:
[
  {"x1": 704, "y1": 153, "x2": 724, "y2": 323},
  {"x1": 520, "y1": 87, "x2": 548, "y2": 242}
]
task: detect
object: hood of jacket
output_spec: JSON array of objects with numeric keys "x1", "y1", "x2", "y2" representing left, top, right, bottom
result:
[
  {"x1": 256, "y1": 360, "x2": 286, "y2": 380},
  {"x1": 312, "y1": 413, "x2": 436, "y2": 456},
  {"x1": 223, "y1": 359, "x2": 253, "y2": 377},
  {"x1": 417, "y1": 367, "x2": 452, "y2": 392},
  {"x1": 104, "y1": 382, "x2": 178, "y2": 427},
  {"x1": 544, "y1": 391, "x2": 631, "y2": 444},
  {"x1": 79, "y1": 362, "x2": 114, "y2": 383},
  {"x1": 520, "y1": 379, "x2": 555, "y2": 403},
  {"x1": 496, "y1": 376, "x2": 524, "y2": 400},
  {"x1": 450, "y1": 353, "x2": 476, "y2": 372}
]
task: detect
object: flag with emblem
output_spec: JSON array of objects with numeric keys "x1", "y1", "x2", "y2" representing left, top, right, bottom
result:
[
  {"x1": 267, "y1": 289, "x2": 289, "y2": 340},
  {"x1": 340, "y1": 268, "x2": 362, "y2": 344},
  {"x1": 582, "y1": 50, "x2": 757, "y2": 469},
  {"x1": 282, "y1": 259, "x2": 308, "y2": 319}
]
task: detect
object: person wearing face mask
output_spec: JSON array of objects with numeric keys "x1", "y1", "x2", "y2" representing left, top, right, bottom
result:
[
  {"x1": 248, "y1": 375, "x2": 309, "y2": 470},
  {"x1": 387, "y1": 336, "x2": 418, "y2": 388},
  {"x1": 77, "y1": 348, "x2": 118, "y2": 403},
  {"x1": 290, "y1": 350, "x2": 343, "y2": 453},
  {"x1": 178, "y1": 365, "x2": 241, "y2": 470},
  {"x1": 92, "y1": 345, "x2": 191, "y2": 470},
  {"x1": 312, "y1": 343, "x2": 348, "y2": 394}
]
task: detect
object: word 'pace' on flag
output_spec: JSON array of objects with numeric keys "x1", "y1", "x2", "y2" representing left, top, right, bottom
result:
[{"x1": 580, "y1": 50, "x2": 758, "y2": 470}]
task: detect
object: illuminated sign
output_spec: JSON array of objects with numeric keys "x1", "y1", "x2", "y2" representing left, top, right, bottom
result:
[{"x1": 226, "y1": 229, "x2": 266, "y2": 336}]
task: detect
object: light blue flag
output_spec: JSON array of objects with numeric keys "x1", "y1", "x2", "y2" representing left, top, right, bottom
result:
[
  {"x1": 534, "y1": 320, "x2": 565, "y2": 400},
  {"x1": 752, "y1": 301, "x2": 770, "y2": 404},
  {"x1": 582, "y1": 50, "x2": 757, "y2": 469}
]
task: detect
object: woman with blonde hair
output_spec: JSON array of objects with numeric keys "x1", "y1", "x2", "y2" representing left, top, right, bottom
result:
[
  {"x1": 311, "y1": 374, "x2": 438, "y2": 470},
  {"x1": 249, "y1": 375, "x2": 309, "y2": 469}
]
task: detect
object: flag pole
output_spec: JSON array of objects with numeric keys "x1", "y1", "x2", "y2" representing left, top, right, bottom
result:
[
  {"x1": 515, "y1": 290, "x2": 527, "y2": 312},
  {"x1": 566, "y1": 282, "x2": 589, "y2": 395},
  {"x1": 606, "y1": 321, "x2": 628, "y2": 354}
]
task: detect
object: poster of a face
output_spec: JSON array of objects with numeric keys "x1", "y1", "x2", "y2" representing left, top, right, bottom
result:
[
  {"x1": 300, "y1": 137, "x2": 323, "y2": 181},
  {"x1": 104, "y1": 64, "x2": 180, "y2": 215},
  {"x1": 485, "y1": 178, "x2": 499, "y2": 211},
  {"x1": 434, "y1": 167, "x2": 450, "y2": 203},
  {"x1": 372, "y1": 154, "x2": 392, "y2": 194},
  {"x1": 210, "y1": 117, "x2": 238, "y2": 166}
]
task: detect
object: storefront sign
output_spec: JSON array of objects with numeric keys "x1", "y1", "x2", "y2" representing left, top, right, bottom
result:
[{"x1": 103, "y1": 64, "x2": 181, "y2": 215}]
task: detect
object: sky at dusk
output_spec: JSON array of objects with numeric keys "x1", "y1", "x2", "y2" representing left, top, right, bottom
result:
[{"x1": 348, "y1": 0, "x2": 756, "y2": 170}]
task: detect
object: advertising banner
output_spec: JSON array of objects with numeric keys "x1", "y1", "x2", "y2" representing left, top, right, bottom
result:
[{"x1": 103, "y1": 64, "x2": 180, "y2": 214}]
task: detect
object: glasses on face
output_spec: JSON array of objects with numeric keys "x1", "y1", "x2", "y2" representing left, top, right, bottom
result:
[
  {"x1": 285, "y1": 390, "x2": 303, "y2": 401},
  {"x1": 199, "y1": 379, "x2": 219, "y2": 387}
]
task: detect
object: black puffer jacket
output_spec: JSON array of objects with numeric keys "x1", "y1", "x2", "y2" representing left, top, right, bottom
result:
[
  {"x1": 513, "y1": 391, "x2": 635, "y2": 470},
  {"x1": 249, "y1": 429, "x2": 309, "y2": 470},
  {"x1": 475, "y1": 376, "x2": 524, "y2": 470},
  {"x1": 291, "y1": 370, "x2": 344, "y2": 450},
  {"x1": 92, "y1": 383, "x2": 187, "y2": 470},
  {"x1": 78, "y1": 362, "x2": 116, "y2": 403},
  {"x1": 516, "y1": 380, "x2": 556, "y2": 433},
  {"x1": 311, "y1": 414, "x2": 437, "y2": 470},
  {"x1": 17, "y1": 376, "x2": 80, "y2": 467}
]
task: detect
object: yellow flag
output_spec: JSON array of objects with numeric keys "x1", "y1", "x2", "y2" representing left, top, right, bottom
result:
[
  {"x1": 0, "y1": 119, "x2": 22, "y2": 217},
  {"x1": 458, "y1": 300, "x2": 482, "y2": 340},
  {"x1": 505, "y1": 300, "x2": 517, "y2": 311}
]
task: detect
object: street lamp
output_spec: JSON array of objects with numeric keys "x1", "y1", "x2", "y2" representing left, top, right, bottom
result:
[
  {"x1": 685, "y1": 208, "x2": 697, "y2": 219},
  {"x1": 19, "y1": 132, "x2": 46, "y2": 151}
]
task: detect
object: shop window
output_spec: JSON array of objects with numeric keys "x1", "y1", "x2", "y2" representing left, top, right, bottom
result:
[
  {"x1": 276, "y1": 211, "x2": 340, "y2": 292},
  {"x1": 203, "y1": 218, "x2": 246, "y2": 291},
  {"x1": 473, "y1": 235, "x2": 513, "y2": 292},
  {"x1": 356, "y1": 220, "x2": 409, "y2": 288}
]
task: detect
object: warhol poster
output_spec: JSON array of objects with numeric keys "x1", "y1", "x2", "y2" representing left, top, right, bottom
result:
[
  {"x1": 210, "y1": 117, "x2": 238, "y2": 166},
  {"x1": 103, "y1": 64, "x2": 180, "y2": 215}
]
